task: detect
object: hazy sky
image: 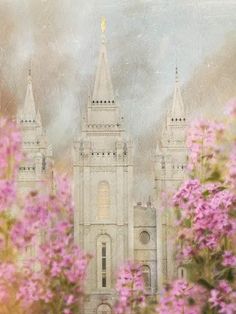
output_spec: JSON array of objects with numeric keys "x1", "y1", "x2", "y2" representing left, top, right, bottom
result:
[{"x1": 0, "y1": 0, "x2": 235, "y2": 199}]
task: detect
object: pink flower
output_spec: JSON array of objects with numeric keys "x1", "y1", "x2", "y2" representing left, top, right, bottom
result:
[
  {"x1": 10, "y1": 220, "x2": 35, "y2": 249},
  {"x1": 156, "y1": 280, "x2": 207, "y2": 314},
  {"x1": 187, "y1": 119, "x2": 224, "y2": 172},
  {"x1": 222, "y1": 251, "x2": 236, "y2": 267},
  {"x1": 0, "y1": 118, "x2": 22, "y2": 179},
  {"x1": 65, "y1": 294, "x2": 75, "y2": 306},
  {"x1": 50, "y1": 261, "x2": 62, "y2": 277},
  {"x1": 225, "y1": 98, "x2": 236, "y2": 117},
  {"x1": 209, "y1": 281, "x2": 236, "y2": 314},
  {"x1": 228, "y1": 145, "x2": 236, "y2": 189},
  {"x1": 174, "y1": 178, "x2": 236, "y2": 259},
  {"x1": 173, "y1": 179, "x2": 202, "y2": 212},
  {"x1": 115, "y1": 262, "x2": 146, "y2": 314},
  {"x1": 0, "y1": 180, "x2": 16, "y2": 212}
]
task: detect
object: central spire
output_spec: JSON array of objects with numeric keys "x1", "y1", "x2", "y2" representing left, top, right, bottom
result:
[{"x1": 92, "y1": 18, "x2": 114, "y2": 102}]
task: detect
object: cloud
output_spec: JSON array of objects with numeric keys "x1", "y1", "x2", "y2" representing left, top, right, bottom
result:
[{"x1": 0, "y1": 0, "x2": 235, "y2": 199}]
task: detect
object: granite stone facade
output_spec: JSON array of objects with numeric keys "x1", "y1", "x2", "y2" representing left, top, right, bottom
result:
[{"x1": 17, "y1": 26, "x2": 187, "y2": 314}]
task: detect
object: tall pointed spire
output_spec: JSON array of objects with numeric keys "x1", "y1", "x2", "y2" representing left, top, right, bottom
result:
[
  {"x1": 92, "y1": 17, "x2": 114, "y2": 102},
  {"x1": 170, "y1": 66, "x2": 185, "y2": 119},
  {"x1": 21, "y1": 67, "x2": 37, "y2": 121}
]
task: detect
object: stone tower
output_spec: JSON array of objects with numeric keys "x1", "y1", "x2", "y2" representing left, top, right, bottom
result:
[
  {"x1": 17, "y1": 70, "x2": 53, "y2": 198},
  {"x1": 155, "y1": 67, "x2": 188, "y2": 290},
  {"x1": 73, "y1": 20, "x2": 134, "y2": 314}
]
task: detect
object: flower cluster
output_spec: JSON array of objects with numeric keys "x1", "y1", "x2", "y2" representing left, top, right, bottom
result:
[
  {"x1": 186, "y1": 119, "x2": 224, "y2": 177},
  {"x1": 115, "y1": 262, "x2": 146, "y2": 314},
  {"x1": 222, "y1": 251, "x2": 236, "y2": 267},
  {"x1": 0, "y1": 118, "x2": 90, "y2": 313},
  {"x1": 209, "y1": 280, "x2": 236, "y2": 314},
  {"x1": 156, "y1": 280, "x2": 207, "y2": 314},
  {"x1": 0, "y1": 118, "x2": 22, "y2": 179},
  {"x1": 0, "y1": 118, "x2": 22, "y2": 213},
  {"x1": 228, "y1": 144, "x2": 236, "y2": 189},
  {"x1": 173, "y1": 179, "x2": 236, "y2": 256},
  {"x1": 171, "y1": 105, "x2": 236, "y2": 313},
  {"x1": 18, "y1": 228, "x2": 91, "y2": 314},
  {"x1": 10, "y1": 174, "x2": 74, "y2": 251},
  {"x1": 12, "y1": 177, "x2": 91, "y2": 313}
]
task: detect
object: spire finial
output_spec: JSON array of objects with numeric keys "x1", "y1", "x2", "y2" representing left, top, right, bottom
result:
[
  {"x1": 28, "y1": 59, "x2": 32, "y2": 83},
  {"x1": 101, "y1": 17, "x2": 106, "y2": 33},
  {"x1": 92, "y1": 16, "x2": 114, "y2": 102},
  {"x1": 175, "y1": 65, "x2": 179, "y2": 83}
]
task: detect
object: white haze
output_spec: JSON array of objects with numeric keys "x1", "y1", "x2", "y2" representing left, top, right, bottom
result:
[{"x1": 0, "y1": 0, "x2": 235, "y2": 200}]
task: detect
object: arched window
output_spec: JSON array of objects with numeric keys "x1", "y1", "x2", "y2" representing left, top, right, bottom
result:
[
  {"x1": 97, "y1": 304, "x2": 112, "y2": 314},
  {"x1": 178, "y1": 267, "x2": 187, "y2": 279},
  {"x1": 97, "y1": 181, "x2": 110, "y2": 219},
  {"x1": 97, "y1": 235, "x2": 111, "y2": 288},
  {"x1": 142, "y1": 265, "x2": 151, "y2": 290}
]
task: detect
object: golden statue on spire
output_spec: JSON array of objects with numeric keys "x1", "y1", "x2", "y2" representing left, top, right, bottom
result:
[{"x1": 101, "y1": 17, "x2": 106, "y2": 33}]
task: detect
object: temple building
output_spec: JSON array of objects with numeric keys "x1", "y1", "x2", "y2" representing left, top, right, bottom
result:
[
  {"x1": 73, "y1": 20, "x2": 188, "y2": 314},
  {"x1": 14, "y1": 17, "x2": 188, "y2": 314}
]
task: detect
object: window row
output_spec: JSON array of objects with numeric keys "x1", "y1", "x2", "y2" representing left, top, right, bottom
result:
[
  {"x1": 161, "y1": 164, "x2": 185, "y2": 170},
  {"x1": 23, "y1": 141, "x2": 40, "y2": 145},
  {"x1": 92, "y1": 100, "x2": 115, "y2": 104},
  {"x1": 20, "y1": 119, "x2": 36, "y2": 123},
  {"x1": 19, "y1": 166, "x2": 35, "y2": 171},
  {"x1": 87, "y1": 123, "x2": 120, "y2": 128},
  {"x1": 80, "y1": 151, "x2": 127, "y2": 156},
  {"x1": 171, "y1": 118, "x2": 186, "y2": 122}
]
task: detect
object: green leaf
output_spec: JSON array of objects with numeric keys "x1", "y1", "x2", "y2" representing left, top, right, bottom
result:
[
  {"x1": 188, "y1": 297, "x2": 195, "y2": 306},
  {"x1": 216, "y1": 267, "x2": 235, "y2": 282},
  {"x1": 206, "y1": 170, "x2": 221, "y2": 182},
  {"x1": 193, "y1": 255, "x2": 205, "y2": 265},
  {"x1": 202, "y1": 190, "x2": 210, "y2": 197},
  {"x1": 197, "y1": 278, "x2": 214, "y2": 290},
  {"x1": 226, "y1": 268, "x2": 234, "y2": 282},
  {"x1": 175, "y1": 208, "x2": 181, "y2": 220},
  {"x1": 184, "y1": 218, "x2": 192, "y2": 228},
  {"x1": 229, "y1": 210, "x2": 236, "y2": 218}
]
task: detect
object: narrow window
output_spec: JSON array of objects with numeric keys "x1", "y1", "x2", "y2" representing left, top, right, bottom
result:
[
  {"x1": 178, "y1": 267, "x2": 187, "y2": 279},
  {"x1": 142, "y1": 265, "x2": 151, "y2": 290},
  {"x1": 42, "y1": 155, "x2": 46, "y2": 171},
  {"x1": 102, "y1": 242, "x2": 107, "y2": 287},
  {"x1": 97, "y1": 235, "x2": 111, "y2": 289}
]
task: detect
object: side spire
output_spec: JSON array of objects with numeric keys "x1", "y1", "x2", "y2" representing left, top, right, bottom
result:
[
  {"x1": 21, "y1": 67, "x2": 37, "y2": 121},
  {"x1": 170, "y1": 66, "x2": 185, "y2": 119},
  {"x1": 92, "y1": 17, "x2": 114, "y2": 102}
]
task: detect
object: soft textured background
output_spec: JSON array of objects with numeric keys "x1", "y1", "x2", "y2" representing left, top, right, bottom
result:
[{"x1": 0, "y1": 0, "x2": 235, "y2": 201}]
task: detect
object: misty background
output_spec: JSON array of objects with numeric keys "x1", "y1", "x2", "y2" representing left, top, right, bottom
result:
[{"x1": 0, "y1": 0, "x2": 235, "y2": 201}]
